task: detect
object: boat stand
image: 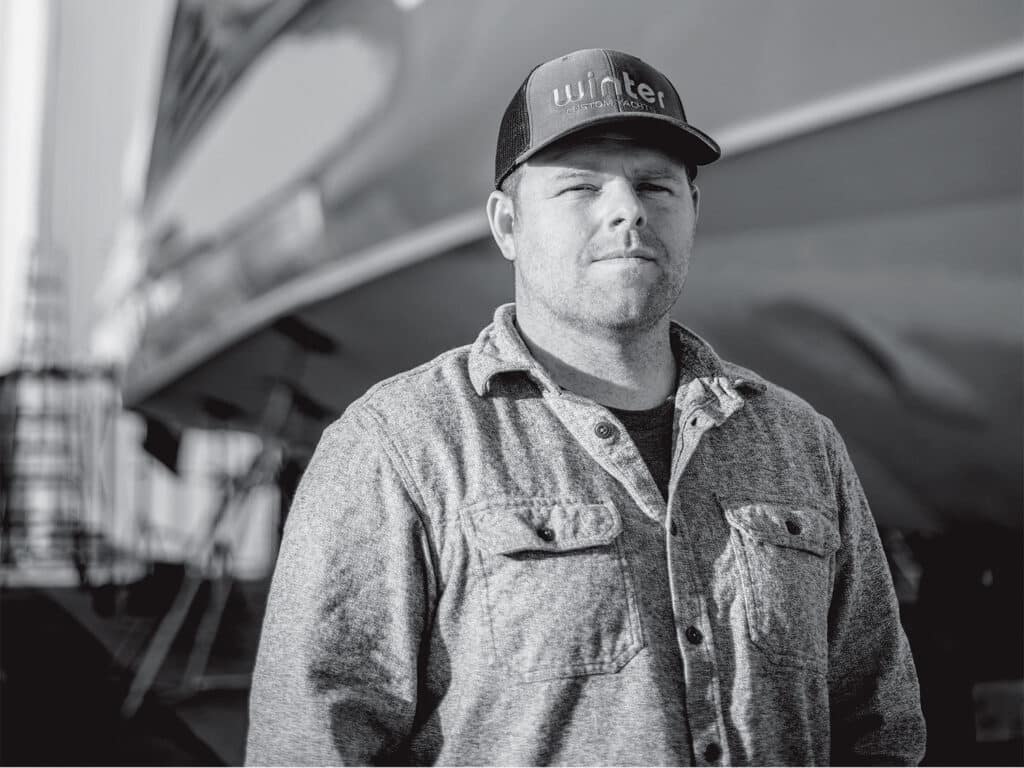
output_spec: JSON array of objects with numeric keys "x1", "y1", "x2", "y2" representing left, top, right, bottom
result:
[{"x1": 120, "y1": 383, "x2": 293, "y2": 719}]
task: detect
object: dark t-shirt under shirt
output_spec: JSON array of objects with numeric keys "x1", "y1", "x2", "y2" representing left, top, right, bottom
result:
[{"x1": 606, "y1": 397, "x2": 676, "y2": 501}]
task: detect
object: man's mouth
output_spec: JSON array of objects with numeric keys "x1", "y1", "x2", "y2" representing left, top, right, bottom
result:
[{"x1": 596, "y1": 249, "x2": 656, "y2": 262}]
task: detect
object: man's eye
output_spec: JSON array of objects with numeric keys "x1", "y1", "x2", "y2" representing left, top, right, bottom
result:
[
  {"x1": 638, "y1": 183, "x2": 672, "y2": 194},
  {"x1": 562, "y1": 184, "x2": 598, "y2": 194}
]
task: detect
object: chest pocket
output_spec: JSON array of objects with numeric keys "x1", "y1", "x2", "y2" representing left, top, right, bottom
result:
[
  {"x1": 463, "y1": 498, "x2": 643, "y2": 682},
  {"x1": 722, "y1": 499, "x2": 841, "y2": 673}
]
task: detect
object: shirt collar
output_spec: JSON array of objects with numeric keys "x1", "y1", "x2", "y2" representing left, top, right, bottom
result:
[{"x1": 469, "y1": 303, "x2": 758, "y2": 398}]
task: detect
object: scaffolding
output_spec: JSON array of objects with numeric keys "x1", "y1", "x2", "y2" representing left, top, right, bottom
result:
[
  {"x1": 0, "y1": 0, "x2": 126, "y2": 586},
  {"x1": 0, "y1": 363, "x2": 120, "y2": 585},
  {"x1": 0, "y1": 223, "x2": 126, "y2": 585}
]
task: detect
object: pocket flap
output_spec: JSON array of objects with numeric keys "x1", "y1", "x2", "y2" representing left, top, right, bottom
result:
[
  {"x1": 722, "y1": 500, "x2": 840, "y2": 557},
  {"x1": 465, "y1": 499, "x2": 621, "y2": 556}
]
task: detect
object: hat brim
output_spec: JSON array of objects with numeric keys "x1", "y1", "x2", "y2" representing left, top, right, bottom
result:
[{"x1": 510, "y1": 113, "x2": 721, "y2": 180}]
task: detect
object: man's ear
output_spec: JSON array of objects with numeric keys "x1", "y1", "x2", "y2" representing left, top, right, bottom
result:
[
  {"x1": 486, "y1": 190, "x2": 517, "y2": 262},
  {"x1": 691, "y1": 182, "x2": 701, "y2": 223}
]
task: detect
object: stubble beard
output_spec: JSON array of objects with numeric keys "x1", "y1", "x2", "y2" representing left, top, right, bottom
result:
[
  {"x1": 535, "y1": 268, "x2": 684, "y2": 338},
  {"x1": 572, "y1": 240, "x2": 687, "y2": 335},
  {"x1": 515, "y1": 222, "x2": 692, "y2": 338}
]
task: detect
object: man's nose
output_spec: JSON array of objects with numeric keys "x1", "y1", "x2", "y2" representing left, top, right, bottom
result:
[{"x1": 603, "y1": 180, "x2": 646, "y2": 230}]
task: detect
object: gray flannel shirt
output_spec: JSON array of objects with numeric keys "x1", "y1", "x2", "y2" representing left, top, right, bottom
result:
[{"x1": 247, "y1": 303, "x2": 926, "y2": 766}]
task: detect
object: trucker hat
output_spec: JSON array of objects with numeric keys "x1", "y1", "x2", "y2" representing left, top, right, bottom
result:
[{"x1": 495, "y1": 48, "x2": 721, "y2": 188}]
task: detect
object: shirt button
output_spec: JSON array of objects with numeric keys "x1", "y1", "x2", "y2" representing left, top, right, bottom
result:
[
  {"x1": 786, "y1": 520, "x2": 802, "y2": 535},
  {"x1": 594, "y1": 421, "x2": 618, "y2": 440},
  {"x1": 685, "y1": 625, "x2": 703, "y2": 645},
  {"x1": 537, "y1": 526, "x2": 555, "y2": 542},
  {"x1": 704, "y1": 742, "x2": 721, "y2": 762}
]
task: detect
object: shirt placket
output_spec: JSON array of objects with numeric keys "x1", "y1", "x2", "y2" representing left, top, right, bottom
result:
[
  {"x1": 545, "y1": 393, "x2": 668, "y2": 525},
  {"x1": 664, "y1": 381, "x2": 747, "y2": 766},
  {"x1": 544, "y1": 379, "x2": 747, "y2": 766}
]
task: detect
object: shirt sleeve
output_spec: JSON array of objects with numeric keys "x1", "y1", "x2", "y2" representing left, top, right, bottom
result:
[
  {"x1": 245, "y1": 407, "x2": 437, "y2": 766},
  {"x1": 823, "y1": 417, "x2": 927, "y2": 765}
]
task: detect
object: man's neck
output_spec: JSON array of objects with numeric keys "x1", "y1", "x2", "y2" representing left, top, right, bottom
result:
[{"x1": 514, "y1": 304, "x2": 677, "y2": 410}]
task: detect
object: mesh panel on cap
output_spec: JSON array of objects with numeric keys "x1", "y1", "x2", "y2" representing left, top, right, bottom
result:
[{"x1": 495, "y1": 75, "x2": 533, "y2": 189}]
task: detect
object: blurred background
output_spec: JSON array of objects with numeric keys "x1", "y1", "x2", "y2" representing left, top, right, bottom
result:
[{"x1": 0, "y1": 0, "x2": 1021, "y2": 764}]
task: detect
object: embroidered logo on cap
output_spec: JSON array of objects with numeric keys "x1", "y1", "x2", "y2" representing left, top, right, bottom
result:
[{"x1": 552, "y1": 69, "x2": 667, "y2": 113}]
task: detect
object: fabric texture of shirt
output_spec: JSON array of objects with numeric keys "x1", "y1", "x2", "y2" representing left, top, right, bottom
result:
[{"x1": 246, "y1": 303, "x2": 927, "y2": 766}]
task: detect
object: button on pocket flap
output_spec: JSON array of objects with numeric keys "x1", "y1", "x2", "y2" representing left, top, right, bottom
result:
[
  {"x1": 723, "y1": 501, "x2": 840, "y2": 557},
  {"x1": 465, "y1": 500, "x2": 621, "y2": 556}
]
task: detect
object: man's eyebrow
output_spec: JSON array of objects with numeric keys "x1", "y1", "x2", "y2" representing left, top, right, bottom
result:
[
  {"x1": 543, "y1": 165, "x2": 687, "y2": 183},
  {"x1": 549, "y1": 169, "x2": 598, "y2": 181},
  {"x1": 636, "y1": 165, "x2": 687, "y2": 180}
]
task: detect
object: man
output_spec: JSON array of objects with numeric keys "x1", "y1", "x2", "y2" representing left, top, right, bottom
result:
[{"x1": 247, "y1": 49, "x2": 926, "y2": 765}]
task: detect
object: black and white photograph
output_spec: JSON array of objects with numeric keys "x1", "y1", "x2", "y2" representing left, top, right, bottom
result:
[{"x1": 0, "y1": 1, "x2": 1021, "y2": 765}]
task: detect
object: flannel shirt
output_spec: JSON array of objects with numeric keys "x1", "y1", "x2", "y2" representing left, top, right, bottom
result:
[{"x1": 247, "y1": 303, "x2": 926, "y2": 765}]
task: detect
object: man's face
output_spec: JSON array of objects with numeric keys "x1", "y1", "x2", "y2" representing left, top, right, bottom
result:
[{"x1": 494, "y1": 135, "x2": 699, "y2": 334}]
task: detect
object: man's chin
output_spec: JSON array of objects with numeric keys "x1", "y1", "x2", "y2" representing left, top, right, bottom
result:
[{"x1": 579, "y1": 300, "x2": 668, "y2": 334}]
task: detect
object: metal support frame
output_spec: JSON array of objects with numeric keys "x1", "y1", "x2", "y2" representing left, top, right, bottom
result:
[{"x1": 120, "y1": 378, "x2": 293, "y2": 718}]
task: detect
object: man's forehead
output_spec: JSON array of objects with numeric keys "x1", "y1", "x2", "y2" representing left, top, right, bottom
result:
[{"x1": 525, "y1": 133, "x2": 688, "y2": 175}]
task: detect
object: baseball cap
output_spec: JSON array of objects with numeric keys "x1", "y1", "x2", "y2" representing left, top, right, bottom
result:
[{"x1": 495, "y1": 48, "x2": 721, "y2": 188}]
